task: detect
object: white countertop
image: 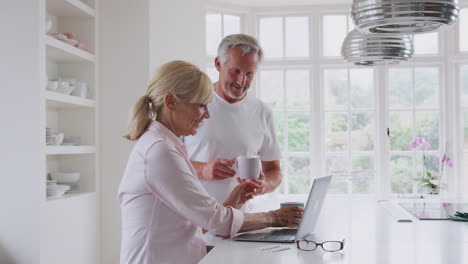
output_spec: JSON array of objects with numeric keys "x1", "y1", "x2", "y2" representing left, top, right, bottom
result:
[{"x1": 200, "y1": 197, "x2": 468, "y2": 264}]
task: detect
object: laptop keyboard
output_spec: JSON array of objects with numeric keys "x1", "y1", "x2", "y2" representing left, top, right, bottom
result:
[{"x1": 261, "y1": 228, "x2": 297, "y2": 240}]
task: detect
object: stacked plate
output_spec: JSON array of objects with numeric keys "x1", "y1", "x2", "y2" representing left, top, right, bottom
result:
[
  {"x1": 46, "y1": 128, "x2": 53, "y2": 145},
  {"x1": 46, "y1": 180, "x2": 70, "y2": 199},
  {"x1": 66, "y1": 183, "x2": 80, "y2": 194},
  {"x1": 50, "y1": 172, "x2": 80, "y2": 195}
]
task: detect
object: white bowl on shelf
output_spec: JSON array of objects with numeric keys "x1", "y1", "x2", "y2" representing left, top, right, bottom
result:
[{"x1": 50, "y1": 172, "x2": 80, "y2": 184}]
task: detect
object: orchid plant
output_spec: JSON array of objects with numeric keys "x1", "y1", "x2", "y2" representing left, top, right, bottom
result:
[{"x1": 410, "y1": 137, "x2": 453, "y2": 194}]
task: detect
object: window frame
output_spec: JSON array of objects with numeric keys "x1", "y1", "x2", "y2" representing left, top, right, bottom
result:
[{"x1": 205, "y1": 4, "x2": 468, "y2": 199}]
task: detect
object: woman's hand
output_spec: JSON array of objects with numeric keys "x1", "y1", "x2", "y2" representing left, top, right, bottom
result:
[
  {"x1": 237, "y1": 171, "x2": 266, "y2": 195},
  {"x1": 269, "y1": 206, "x2": 304, "y2": 228},
  {"x1": 223, "y1": 181, "x2": 260, "y2": 209}
]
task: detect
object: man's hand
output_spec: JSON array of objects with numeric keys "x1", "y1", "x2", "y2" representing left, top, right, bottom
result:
[
  {"x1": 201, "y1": 158, "x2": 236, "y2": 180},
  {"x1": 223, "y1": 180, "x2": 260, "y2": 209}
]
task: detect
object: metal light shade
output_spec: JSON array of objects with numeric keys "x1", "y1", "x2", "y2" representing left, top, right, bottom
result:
[
  {"x1": 352, "y1": 0, "x2": 459, "y2": 34},
  {"x1": 341, "y1": 29, "x2": 414, "y2": 66}
]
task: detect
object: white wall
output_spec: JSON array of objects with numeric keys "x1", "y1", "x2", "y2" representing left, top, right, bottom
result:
[
  {"x1": 149, "y1": 0, "x2": 207, "y2": 70},
  {"x1": 99, "y1": 1, "x2": 150, "y2": 263},
  {"x1": 0, "y1": 1, "x2": 42, "y2": 263},
  {"x1": 99, "y1": 0, "x2": 206, "y2": 262}
]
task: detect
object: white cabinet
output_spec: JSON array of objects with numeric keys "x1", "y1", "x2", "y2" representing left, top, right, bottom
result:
[
  {"x1": 0, "y1": 1, "x2": 99, "y2": 263},
  {"x1": 42, "y1": 0, "x2": 99, "y2": 263},
  {"x1": 44, "y1": 0, "x2": 97, "y2": 198}
]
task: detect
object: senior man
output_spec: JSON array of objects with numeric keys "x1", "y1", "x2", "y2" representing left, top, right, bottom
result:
[{"x1": 184, "y1": 34, "x2": 282, "y2": 208}]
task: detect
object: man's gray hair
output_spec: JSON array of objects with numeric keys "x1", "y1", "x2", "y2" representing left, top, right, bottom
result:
[{"x1": 217, "y1": 34, "x2": 263, "y2": 65}]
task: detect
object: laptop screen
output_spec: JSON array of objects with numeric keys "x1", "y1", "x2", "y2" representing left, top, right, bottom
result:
[{"x1": 295, "y1": 175, "x2": 332, "y2": 240}]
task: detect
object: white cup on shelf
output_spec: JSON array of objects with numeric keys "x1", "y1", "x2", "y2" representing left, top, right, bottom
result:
[
  {"x1": 71, "y1": 82, "x2": 88, "y2": 98},
  {"x1": 56, "y1": 81, "x2": 74, "y2": 95},
  {"x1": 46, "y1": 81, "x2": 58, "y2": 91}
]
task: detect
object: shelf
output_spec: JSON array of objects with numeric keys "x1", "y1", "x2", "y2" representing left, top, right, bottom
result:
[
  {"x1": 46, "y1": 35, "x2": 95, "y2": 63},
  {"x1": 46, "y1": 191, "x2": 95, "y2": 202},
  {"x1": 46, "y1": 0, "x2": 96, "y2": 18},
  {"x1": 46, "y1": 90, "x2": 96, "y2": 108},
  {"x1": 46, "y1": 145, "x2": 96, "y2": 155}
]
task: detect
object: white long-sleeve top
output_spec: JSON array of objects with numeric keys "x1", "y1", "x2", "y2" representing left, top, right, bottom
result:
[{"x1": 118, "y1": 121, "x2": 244, "y2": 264}]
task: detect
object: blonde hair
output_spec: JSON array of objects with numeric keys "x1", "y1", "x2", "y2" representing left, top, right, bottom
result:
[{"x1": 124, "y1": 60, "x2": 213, "y2": 141}]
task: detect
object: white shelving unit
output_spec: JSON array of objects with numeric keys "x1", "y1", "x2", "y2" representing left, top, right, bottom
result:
[
  {"x1": 41, "y1": 0, "x2": 99, "y2": 263},
  {"x1": 46, "y1": 35, "x2": 95, "y2": 62}
]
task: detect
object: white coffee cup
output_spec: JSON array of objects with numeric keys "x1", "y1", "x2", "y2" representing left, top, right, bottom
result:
[
  {"x1": 236, "y1": 155, "x2": 261, "y2": 180},
  {"x1": 46, "y1": 81, "x2": 58, "y2": 91},
  {"x1": 71, "y1": 82, "x2": 88, "y2": 98}
]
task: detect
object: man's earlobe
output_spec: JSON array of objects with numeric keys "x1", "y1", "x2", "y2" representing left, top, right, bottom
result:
[{"x1": 215, "y1": 57, "x2": 222, "y2": 71}]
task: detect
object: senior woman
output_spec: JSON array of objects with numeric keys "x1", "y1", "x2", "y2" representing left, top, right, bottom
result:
[{"x1": 118, "y1": 60, "x2": 303, "y2": 264}]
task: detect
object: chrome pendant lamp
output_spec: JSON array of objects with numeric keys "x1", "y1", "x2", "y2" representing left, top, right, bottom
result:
[
  {"x1": 352, "y1": 0, "x2": 460, "y2": 34},
  {"x1": 341, "y1": 29, "x2": 414, "y2": 66}
]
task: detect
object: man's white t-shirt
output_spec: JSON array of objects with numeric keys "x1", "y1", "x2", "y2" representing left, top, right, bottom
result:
[{"x1": 184, "y1": 91, "x2": 281, "y2": 205}]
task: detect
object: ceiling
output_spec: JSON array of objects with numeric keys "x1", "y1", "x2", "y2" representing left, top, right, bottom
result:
[{"x1": 211, "y1": 0, "x2": 352, "y2": 7}]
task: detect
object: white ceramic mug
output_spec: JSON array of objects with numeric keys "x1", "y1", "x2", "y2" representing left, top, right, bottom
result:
[
  {"x1": 71, "y1": 82, "x2": 88, "y2": 98},
  {"x1": 236, "y1": 155, "x2": 261, "y2": 180}
]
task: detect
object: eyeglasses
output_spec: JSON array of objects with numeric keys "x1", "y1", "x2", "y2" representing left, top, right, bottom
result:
[{"x1": 296, "y1": 239, "x2": 345, "y2": 252}]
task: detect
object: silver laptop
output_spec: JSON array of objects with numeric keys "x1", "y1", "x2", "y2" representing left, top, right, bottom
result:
[{"x1": 233, "y1": 175, "x2": 332, "y2": 243}]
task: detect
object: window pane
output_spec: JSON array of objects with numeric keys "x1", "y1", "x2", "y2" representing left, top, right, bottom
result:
[
  {"x1": 288, "y1": 114, "x2": 310, "y2": 152},
  {"x1": 326, "y1": 155, "x2": 349, "y2": 175},
  {"x1": 389, "y1": 111, "x2": 412, "y2": 151},
  {"x1": 389, "y1": 68, "x2": 412, "y2": 108},
  {"x1": 351, "y1": 156, "x2": 374, "y2": 193},
  {"x1": 414, "y1": 32, "x2": 439, "y2": 55},
  {"x1": 351, "y1": 112, "x2": 374, "y2": 151},
  {"x1": 325, "y1": 113, "x2": 348, "y2": 152},
  {"x1": 350, "y1": 68, "x2": 374, "y2": 109},
  {"x1": 324, "y1": 69, "x2": 347, "y2": 110},
  {"x1": 329, "y1": 176, "x2": 349, "y2": 194},
  {"x1": 460, "y1": 8, "x2": 468, "y2": 52},
  {"x1": 352, "y1": 156, "x2": 374, "y2": 171},
  {"x1": 461, "y1": 65, "x2": 468, "y2": 107},
  {"x1": 223, "y1": 15, "x2": 240, "y2": 37},
  {"x1": 206, "y1": 67, "x2": 218, "y2": 83},
  {"x1": 415, "y1": 153, "x2": 440, "y2": 179},
  {"x1": 285, "y1": 16, "x2": 309, "y2": 57},
  {"x1": 274, "y1": 112, "x2": 285, "y2": 152},
  {"x1": 322, "y1": 15, "x2": 348, "y2": 57},
  {"x1": 415, "y1": 67, "x2": 438, "y2": 108},
  {"x1": 259, "y1": 17, "x2": 283, "y2": 58},
  {"x1": 259, "y1": 70, "x2": 284, "y2": 109},
  {"x1": 260, "y1": 70, "x2": 284, "y2": 109},
  {"x1": 464, "y1": 111, "x2": 468, "y2": 149},
  {"x1": 464, "y1": 155, "x2": 468, "y2": 196},
  {"x1": 206, "y1": 13, "x2": 221, "y2": 56},
  {"x1": 391, "y1": 155, "x2": 413, "y2": 194},
  {"x1": 347, "y1": 15, "x2": 354, "y2": 32},
  {"x1": 352, "y1": 173, "x2": 373, "y2": 194},
  {"x1": 415, "y1": 111, "x2": 439, "y2": 150},
  {"x1": 326, "y1": 158, "x2": 349, "y2": 194},
  {"x1": 287, "y1": 156, "x2": 311, "y2": 194},
  {"x1": 286, "y1": 70, "x2": 309, "y2": 110}
]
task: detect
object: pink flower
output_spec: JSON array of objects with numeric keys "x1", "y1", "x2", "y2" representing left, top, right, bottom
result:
[
  {"x1": 420, "y1": 142, "x2": 430, "y2": 150},
  {"x1": 409, "y1": 137, "x2": 430, "y2": 150},
  {"x1": 447, "y1": 159, "x2": 454, "y2": 168},
  {"x1": 441, "y1": 154, "x2": 454, "y2": 169}
]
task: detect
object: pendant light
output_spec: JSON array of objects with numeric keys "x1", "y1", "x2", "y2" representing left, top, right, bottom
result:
[
  {"x1": 342, "y1": 29, "x2": 414, "y2": 66},
  {"x1": 352, "y1": 0, "x2": 459, "y2": 34}
]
